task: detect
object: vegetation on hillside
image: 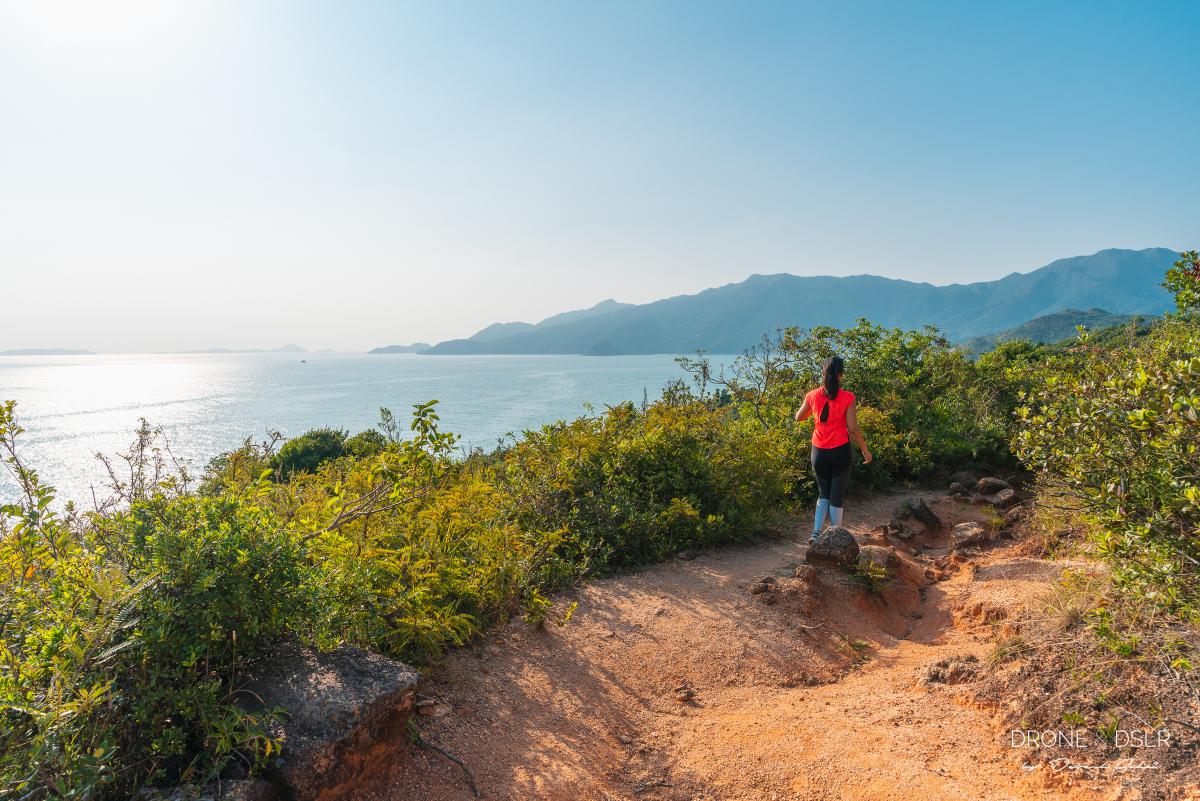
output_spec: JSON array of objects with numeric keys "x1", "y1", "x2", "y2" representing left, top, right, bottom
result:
[
  {"x1": 1, "y1": 252, "x2": 1197, "y2": 798},
  {"x1": 960, "y1": 307, "x2": 1138, "y2": 352}
]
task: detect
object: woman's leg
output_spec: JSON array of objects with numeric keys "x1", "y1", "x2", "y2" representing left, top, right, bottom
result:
[
  {"x1": 811, "y1": 446, "x2": 832, "y2": 537},
  {"x1": 827, "y1": 443, "x2": 852, "y2": 525}
]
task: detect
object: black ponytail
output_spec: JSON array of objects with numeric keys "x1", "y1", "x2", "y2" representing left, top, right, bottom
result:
[{"x1": 821, "y1": 356, "x2": 844, "y2": 401}]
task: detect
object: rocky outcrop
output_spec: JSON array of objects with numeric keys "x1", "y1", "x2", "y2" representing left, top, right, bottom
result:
[
  {"x1": 805, "y1": 526, "x2": 860, "y2": 567},
  {"x1": 241, "y1": 644, "x2": 421, "y2": 801}
]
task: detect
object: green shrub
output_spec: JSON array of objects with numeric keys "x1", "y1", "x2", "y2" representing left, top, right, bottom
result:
[
  {"x1": 271, "y1": 427, "x2": 347, "y2": 477},
  {"x1": 1016, "y1": 316, "x2": 1200, "y2": 612},
  {"x1": 0, "y1": 404, "x2": 331, "y2": 798}
]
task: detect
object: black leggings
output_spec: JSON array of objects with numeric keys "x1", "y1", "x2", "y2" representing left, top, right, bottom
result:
[{"x1": 811, "y1": 442, "x2": 852, "y2": 507}]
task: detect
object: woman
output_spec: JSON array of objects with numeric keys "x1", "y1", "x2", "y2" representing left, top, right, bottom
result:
[{"x1": 794, "y1": 356, "x2": 872, "y2": 540}]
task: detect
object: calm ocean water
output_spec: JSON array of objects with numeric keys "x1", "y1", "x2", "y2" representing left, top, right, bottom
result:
[{"x1": 0, "y1": 352, "x2": 723, "y2": 506}]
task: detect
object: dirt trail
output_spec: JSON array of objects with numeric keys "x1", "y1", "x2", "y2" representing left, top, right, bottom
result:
[{"x1": 372, "y1": 493, "x2": 1118, "y2": 801}]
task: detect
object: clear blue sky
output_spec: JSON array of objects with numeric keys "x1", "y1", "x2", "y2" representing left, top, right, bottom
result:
[{"x1": 1, "y1": 0, "x2": 1197, "y2": 351}]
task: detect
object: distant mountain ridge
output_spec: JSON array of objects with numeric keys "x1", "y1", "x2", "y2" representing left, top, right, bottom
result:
[
  {"x1": 369, "y1": 342, "x2": 433, "y2": 354},
  {"x1": 466, "y1": 299, "x2": 634, "y2": 343},
  {"x1": 0, "y1": 348, "x2": 94, "y2": 356},
  {"x1": 418, "y1": 248, "x2": 1177, "y2": 356}
]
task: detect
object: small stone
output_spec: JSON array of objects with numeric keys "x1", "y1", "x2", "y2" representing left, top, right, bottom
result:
[
  {"x1": 619, "y1": 734, "x2": 633, "y2": 745},
  {"x1": 951, "y1": 522, "x2": 993, "y2": 547},
  {"x1": 949, "y1": 470, "x2": 979, "y2": 487},
  {"x1": 978, "y1": 487, "x2": 1017, "y2": 507},
  {"x1": 858, "y1": 544, "x2": 899, "y2": 576},
  {"x1": 749, "y1": 583, "x2": 770, "y2": 595}
]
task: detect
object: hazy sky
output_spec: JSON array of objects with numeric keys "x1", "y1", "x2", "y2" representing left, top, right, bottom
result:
[{"x1": 1, "y1": 1, "x2": 1198, "y2": 352}]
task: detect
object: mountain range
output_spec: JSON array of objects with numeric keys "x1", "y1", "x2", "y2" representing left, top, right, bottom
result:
[{"x1": 409, "y1": 248, "x2": 1177, "y2": 356}]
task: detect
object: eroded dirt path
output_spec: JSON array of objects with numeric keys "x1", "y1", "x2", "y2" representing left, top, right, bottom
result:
[{"x1": 373, "y1": 493, "x2": 1115, "y2": 801}]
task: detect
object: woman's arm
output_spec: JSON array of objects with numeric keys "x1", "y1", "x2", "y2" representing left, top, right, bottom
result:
[
  {"x1": 846, "y1": 400, "x2": 873, "y2": 463},
  {"x1": 794, "y1": 398, "x2": 812, "y2": 422}
]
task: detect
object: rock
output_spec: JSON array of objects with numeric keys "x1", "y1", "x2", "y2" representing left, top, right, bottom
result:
[
  {"x1": 138, "y1": 781, "x2": 278, "y2": 801},
  {"x1": 948, "y1": 481, "x2": 969, "y2": 497},
  {"x1": 894, "y1": 499, "x2": 941, "y2": 531},
  {"x1": 618, "y1": 734, "x2": 633, "y2": 745},
  {"x1": 1002, "y1": 505, "x2": 1027, "y2": 529},
  {"x1": 922, "y1": 654, "x2": 979, "y2": 685},
  {"x1": 240, "y1": 643, "x2": 420, "y2": 801},
  {"x1": 673, "y1": 684, "x2": 696, "y2": 702},
  {"x1": 951, "y1": 522, "x2": 994, "y2": 547},
  {"x1": 975, "y1": 476, "x2": 1012, "y2": 495},
  {"x1": 885, "y1": 518, "x2": 911, "y2": 539},
  {"x1": 749, "y1": 582, "x2": 770, "y2": 595},
  {"x1": 757, "y1": 575, "x2": 778, "y2": 585},
  {"x1": 857, "y1": 545, "x2": 900, "y2": 577},
  {"x1": 793, "y1": 564, "x2": 817, "y2": 582},
  {"x1": 910, "y1": 499, "x2": 943, "y2": 530},
  {"x1": 949, "y1": 470, "x2": 978, "y2": 488},
  {"x1": 978, "y1": 487, "x2": 1018, "y2": 508},
  {"x1": 805, "y1": 526, "x2": 860, "y2": 567}
]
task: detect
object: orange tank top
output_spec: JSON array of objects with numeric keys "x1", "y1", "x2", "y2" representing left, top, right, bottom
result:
[{"x1": 807, "y1": 387, "x2": 855, "y2": 449}]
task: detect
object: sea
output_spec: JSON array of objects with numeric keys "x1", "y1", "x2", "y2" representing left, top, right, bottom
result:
[{"x1": 0, "y1": 352, "x2": 725, "y2": 506}]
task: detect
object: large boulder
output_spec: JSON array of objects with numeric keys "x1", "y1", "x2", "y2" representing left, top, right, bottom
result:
[
  {"x1": 241, "y1": 643, "x2": 420, "y2": 801},
  {"x1": 805, "y1": 526, "x2": 860, "y2": 567}
]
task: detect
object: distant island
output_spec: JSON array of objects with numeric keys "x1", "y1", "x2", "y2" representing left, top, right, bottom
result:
[
  {"x1": 0, "y1": 348, "x2": 94, "y2": 356},
  {"x1": 382, "y1": 248, "x2": 1176, "y2": 357},
  {"x1": 368, "y1": 343, "x2": 432, "y2": 354},
  {"x1": 179, "y1": 343, "x2": 307, "y2": 354}
]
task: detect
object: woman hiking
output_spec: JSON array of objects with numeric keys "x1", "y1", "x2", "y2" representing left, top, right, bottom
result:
[{"x1": 794, "y1": 356, "x2": 872, "y2": 541}]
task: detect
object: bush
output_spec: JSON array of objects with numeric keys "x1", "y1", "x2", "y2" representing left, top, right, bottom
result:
[
  {"x1": 1016, "y1": 316, "x2": 1200, "y2": 612},
  {"x1": 270, "y1": 427, "x2": 347, "y2": 477},
  {"x1": 0, "y1": 406, "x2": 320, "y2": 798}
]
